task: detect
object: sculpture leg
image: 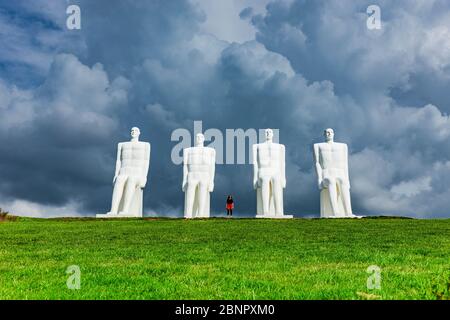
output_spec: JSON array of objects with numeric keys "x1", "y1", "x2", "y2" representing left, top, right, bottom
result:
[
  {"x1": 272, "y1": 178, "x2": 283, "y2": 216},
  {"x1": 340, "y1": 182, "x2": 353, "y2": 216},
  {"x1": 326, "y1": 179, "x2": 340, "y2": 216},
  {"x1": 185, "y1": 182, "x2": 197, "y2": 218},
  {"x1": 108, "y1": 176, "x2": 126, "y2": 214},
  {"x1": 120, "y1": 177, "x2": 138, "y2": 214},
  {"x1": 197, "y1": 182, "x2": 208, "y2": 217},
  {"x1": 261, "y1": 177, "x2": 270, "y2": 215}
]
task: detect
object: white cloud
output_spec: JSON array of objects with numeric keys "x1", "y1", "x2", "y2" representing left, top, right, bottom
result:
[
  {"x1": 193, "y1": 0, "x2": 271, "y2": 43},
  {"x1": 391, "y1": 176, "x2": 432, "y2": 198},
  {"x1": 4, "y1": 199, "x2": 85, "y2": 218},
  {"x1": 420, "y1": 26, "x2": 450, "y2": 75}
]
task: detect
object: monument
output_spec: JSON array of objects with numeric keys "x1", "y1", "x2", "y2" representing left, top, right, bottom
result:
[
  {"x1": 97, "y1": 127, "x2": 150, "y2": 218},
  {"x1": 182, "y1": 133, "x2": 216, "y2": 218},
  {"x1": 313, "y1": 128, "x2": 358, "y2": 218},
  {"x1": 253, "y1": 129, "x2": 292, "y2": 218}
]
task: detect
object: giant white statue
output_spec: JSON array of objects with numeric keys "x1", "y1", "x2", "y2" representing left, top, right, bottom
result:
[
  {"x1": 253, "y1": 129, "x2": 292, "y2": 218},
  {"x1": 97, "y1": 127, "x2": 150, "y2": 218},
  {"x1": 182, "y1": 133, "x2": 216, "y2": 218},
  {"x1": 313, "y1": 128, "x2": 357, "y2": 218}
]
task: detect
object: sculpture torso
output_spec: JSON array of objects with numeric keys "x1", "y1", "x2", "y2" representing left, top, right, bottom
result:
[
  {"x1": 119, "y1": 141, "x2": 149, "y2": 177},
  {"x1": 315, "y1": 142, "x2": 348, "y2": 181},
  {"x1": 255, "y1": 142, "x2": 283, "y2": 176},
  {"x1": 185, "y1": 146, "x2": 215, "y2": 177}
]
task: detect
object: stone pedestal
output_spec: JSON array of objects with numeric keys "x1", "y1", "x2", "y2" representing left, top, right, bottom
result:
[
  {"x1": 255, "y1": 214, "x2": 293, "y2": 219},
  {"x1": 97, "y1": 188, "x2": 143, "y2": 218}
]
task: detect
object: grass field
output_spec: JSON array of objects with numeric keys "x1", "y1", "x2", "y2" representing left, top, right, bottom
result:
[{"x1": 0, "y1": 217, "x2": 449, "y2": 300}]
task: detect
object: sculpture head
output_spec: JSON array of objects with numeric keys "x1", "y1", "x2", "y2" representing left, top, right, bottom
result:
[
  {"x1": 195, "y1": 133, "x2": 205, "y2": 146},
  {"x1": 265, "y1": 128, "x2": 274, "y2": 142},
  {"x1": 324, "y1": 128, "x2": 334, "y2": 142},
  {"x1": 131, "y1": 127, "x2": 141, "y2": 140}
]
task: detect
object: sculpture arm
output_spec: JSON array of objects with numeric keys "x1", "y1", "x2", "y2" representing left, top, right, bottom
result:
[
  {"x1": 113, "y1": 143, "x2": 122, "y2": 184},
  {"x1": 209, "y1": 149, "x2": 216, "y2": 192},
  {"x1": 344, "y1": 144, "x2": 350, "y2": 188},
  {"x1": 281, "y1": 145, "x2": 286, "y2": 188},
  {"x1": 182, "y1": 149, "x2": 188, "y2": 192},
  {"x1": 140, "y1": 143, "x2": 151, "y2": 188},
  {"x1": 313, "y1": 144, "x2": 323, "y2": 189},
  {"x1": 252, "y1": 144, "x2": 258, "y2": 189}
]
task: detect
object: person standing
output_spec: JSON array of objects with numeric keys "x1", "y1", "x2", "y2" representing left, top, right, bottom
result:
[{"x1": 226, "y1": 195, "x2": 234, "y2": 217}]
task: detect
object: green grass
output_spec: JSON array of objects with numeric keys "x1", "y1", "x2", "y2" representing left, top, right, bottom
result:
[{"x1": 0, "y1": 217, "x2": 449, "y2": 300}]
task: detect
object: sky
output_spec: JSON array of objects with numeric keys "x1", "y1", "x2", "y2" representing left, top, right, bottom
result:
[{"x1": 0, "y1": 0, "x2": 450, "y2": 218}]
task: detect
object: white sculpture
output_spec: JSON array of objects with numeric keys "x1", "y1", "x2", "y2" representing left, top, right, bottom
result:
[
  {"x1": 313, "y1": 128, "x2": 357, "y2": 218},
  {"x1": 253, "y1": 129, "x2": 292, "y2": 218},
  {"x1": 97, "y1": 127, "x2": 150, "y2": 218},
  {"x1": 183, "y1": 133, "x2": 216, "y2": 218}
]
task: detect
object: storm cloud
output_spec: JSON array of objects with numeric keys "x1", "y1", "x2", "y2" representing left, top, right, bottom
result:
[{"x1": 0, "y1": 0, "x2": 449, "y2": 218}]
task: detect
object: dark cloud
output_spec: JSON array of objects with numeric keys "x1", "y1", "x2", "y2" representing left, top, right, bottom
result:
[
  {"x1": 0, "y1": 54, "x2": 128, "y2": 213},
  {"x1": 75, "y1": 0, "x2": 206, "y2": 78},
  {"x1": 0, "y1": 0, "x2": 449, "y2": 218},
  {"x1": 239, "y1": 7, "x2": 253, "y2": 20}
]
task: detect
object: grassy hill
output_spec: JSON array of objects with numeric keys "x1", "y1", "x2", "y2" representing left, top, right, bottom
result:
[{"x1": 0, "y1": 217, "x2": 449, "y2": 299}]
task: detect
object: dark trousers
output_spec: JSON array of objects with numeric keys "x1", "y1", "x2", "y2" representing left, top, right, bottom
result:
[{"x1": 227, "y1": 209, "x2": 233, "y2": 216}]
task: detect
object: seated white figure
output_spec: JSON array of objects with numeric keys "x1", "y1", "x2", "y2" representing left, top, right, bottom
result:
[
  {"x1": 253, "y1": 129, "x2": 292, "y2": 218},
  {"x1": 98, "y1": 127, "x2": 150, "y2": 218},
  {"x1": 182, "y1": 133, "x2": 216, "y2": 218},
  {"x1": 313, "y1": 128, "x2": 357, "y2": 218}
]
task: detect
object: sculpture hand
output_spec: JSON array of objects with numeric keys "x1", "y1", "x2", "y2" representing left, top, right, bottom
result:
[
  {"x1": 282, "y1": 179, "x2": 286, "y2": 189},
  {"x1": 253, "y1": 179, "x2": 258, "y2": 189},
  {"x1": 208, "y1": 183, "x2": 214, "y2": 192},
  {"x1": 113, "y1": 175, "x2": 118, "y2": 184},
  {"x1": 140, "y1": 178, "x2": 147, "y2": 189},
  {"x1": 318, "y1": 180, "x2": 323, "y2": 190},
  {"x1": 182, "y1": 181, "x2": 187, "y2": 192}
]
